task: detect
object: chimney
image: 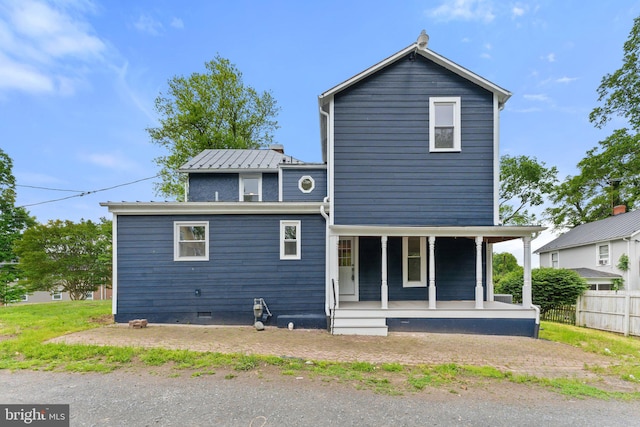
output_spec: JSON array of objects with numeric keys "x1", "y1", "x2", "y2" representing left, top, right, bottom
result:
[
  {"x1": 613, "y1": 205, "x2": 626, "y2": 216},
  {"x1": 269, "y1": 144, "x2": 284, "y2": 154}
]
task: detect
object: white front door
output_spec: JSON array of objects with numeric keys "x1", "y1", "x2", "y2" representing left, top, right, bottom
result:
[{"x1": 338, "y1": 237, "x2": 358, "y2": 301}]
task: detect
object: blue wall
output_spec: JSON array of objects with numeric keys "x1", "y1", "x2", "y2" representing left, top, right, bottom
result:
[
  {"x1": 115, "y1": 214, "x2": 326, "y2": 325},
  {"x1": 188, "y1": 173, "x2": 278, "y2": 202},
  {"x1": 357, "y1": 237, "x2": 485, "y2": 302},
  {"x1": 282, "y1": 168, "x2": 327, "y2": 202},
  {"x1": 333, "y1": 54, "x2": 495, "y2": 226}
]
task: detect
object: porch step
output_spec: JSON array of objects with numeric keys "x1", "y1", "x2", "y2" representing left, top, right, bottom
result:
[{"x1": 331, "y1": 314, "x2": 388, "y2": 336}]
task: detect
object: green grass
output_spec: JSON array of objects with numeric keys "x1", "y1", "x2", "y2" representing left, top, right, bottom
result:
[{"x1": 1, "y1": 303, "x2": 640, "y2": 399}]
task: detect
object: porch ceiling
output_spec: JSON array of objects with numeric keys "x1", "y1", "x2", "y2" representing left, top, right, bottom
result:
[{"x1": 329, "y1": 224, "x2": 545, "y2": 240}]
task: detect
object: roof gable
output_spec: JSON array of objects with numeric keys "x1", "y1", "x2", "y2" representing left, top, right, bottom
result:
[
  {"x1": 319, "y1": 43, "x2": 511, "y2": 107},
  {"x1": 536, "y1": 210, "x2": 640, "y2": 253},
  {"x1": 179, "y1": 149, "x2": 303, "y2": 173}
]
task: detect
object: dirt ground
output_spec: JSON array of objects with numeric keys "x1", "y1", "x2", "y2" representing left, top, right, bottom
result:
[{"x1": 48, "y1": 322, "x2": 640, "y2": 392}]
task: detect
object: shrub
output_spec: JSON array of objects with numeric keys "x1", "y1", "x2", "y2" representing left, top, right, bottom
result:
[{"x1": 498, "y1": 268, "x2": 588, "y2": 314}]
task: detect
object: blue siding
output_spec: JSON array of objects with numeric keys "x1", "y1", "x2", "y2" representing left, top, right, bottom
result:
[
  {"x1": 188, "y1": 173, "x2": 278, "y2": 202},
  {"x1": 333, "y1": 54, "x2": 495, "y2": 226},
  {"x1": 282, "y1": 168, "x2": 327, "y2": 202},
  {"x1": 115, "y1": 214, "x2": 326, "y2": 325},
  {"x1": 357, "y1": 237, "x2": 485, "y2": 302}
]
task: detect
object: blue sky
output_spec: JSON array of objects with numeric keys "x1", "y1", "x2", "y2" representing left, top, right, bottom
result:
[{"x1": 2, "y1": 0, "x2": 640, "y2": 260}]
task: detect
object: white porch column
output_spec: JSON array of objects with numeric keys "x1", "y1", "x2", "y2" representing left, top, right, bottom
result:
[
  {"x1": 486, "y1": 243, "x2": 494, "y2": 302},
  {"x1": 381, "y1": 236, "x2": 388, "y2": 309},
  {"x1": 428, "y1": 236, "x2": 436, "y2": 309},
  {"x1": 522, "y1": 235, "x2": 532, "y2": 308},
  {"x1": 332, "y1": 235, "x2": 340, "y2": 309},
  {"x1": 475, "y1": 236, "x2": 484, "y2": 309}
]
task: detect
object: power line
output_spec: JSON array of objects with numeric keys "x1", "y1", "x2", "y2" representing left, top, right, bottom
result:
[
  {"x1": 16, "y1": 184, "x2": 85, "y2": 193},
  {"x1": 18, "y1": 175, "x2": 158, "y2": 208}
]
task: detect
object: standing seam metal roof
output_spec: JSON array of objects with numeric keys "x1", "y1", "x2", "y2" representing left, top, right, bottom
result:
[
  {"x1": 179, "y1": 149, "x2": 304, "y2": 172},
  {"x1": 535, "y1": 209, "x2": 640, "y2": 253}
]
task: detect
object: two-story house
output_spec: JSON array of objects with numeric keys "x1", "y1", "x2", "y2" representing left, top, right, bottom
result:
[
  {"x1": 536, "y1": 207, "x2": 640, "y2": 291},
  {"x1": 102, "y1": 32, "x2": 544, "y2": 337}
]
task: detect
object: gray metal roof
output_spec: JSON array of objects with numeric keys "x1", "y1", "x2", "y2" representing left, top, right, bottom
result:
[
  {"x1": 568, "y1": 268, "x2": 621, "y2": 279},
  {"x1": 535, "y1": 209, "x2": 640, "y2": 253},
  {"x1": 179, "y1": 149, "x2": 304, "y2": 172}
]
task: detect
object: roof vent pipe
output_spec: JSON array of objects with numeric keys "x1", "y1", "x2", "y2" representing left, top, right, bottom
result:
[{"x1": 417, "y1": 30, "x2": 429, "y2": 50}]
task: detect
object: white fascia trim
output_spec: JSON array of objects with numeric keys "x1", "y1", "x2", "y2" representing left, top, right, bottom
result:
[
  {"x1": 329, "y1": 225, "x2": 545, "y2": 238},
  {"x1": 493, "y1": 93, "x2": 500, "y2": 225},
  {"x1": 111, "y1": 214, "x2": 118, "y2": 315},
  {"x1": 318, "y1": 44, "x2": 511, "y2": 107},
  {"x1": 100, "y1": 202, "x2": 327, "y2": 215},
  {"x1": 184, "y1": 168, "x2": 277, "y2": 174},
  {"x1": 279, "y1": 164, "x2": 327, "y2": 170}
]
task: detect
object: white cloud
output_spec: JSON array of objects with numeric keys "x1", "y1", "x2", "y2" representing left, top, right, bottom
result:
[
  {"x1": 134, "y1": 14, "x2": 163, "y2": 36},
  {"x1": 170, "y1": 17, "x2": 184, "y2": 29},
  {"x1": 523, "y1": 94, "x2": 551, "y2": 102},
  {"x1": 512, "y1": 6, "x2": 525, "y2": 17},
  {"x1": 543, "y1": 53, "x2": 555, "y2": 62},
  {"x1": 556, "y1": 76, "x2": 577, "y2": 84},
  {"x1": 426, "y1": 0, "x2": 495, "y2": 23},
  {"x1": 480, "y1": 52, "x2": 491, "y2": 59},
  {"x1": 81, "y1": 152, "x2": 138, "y2": 171},
  {"x1": 0, "y1": 0, "x2": 106, "y2": 95}
]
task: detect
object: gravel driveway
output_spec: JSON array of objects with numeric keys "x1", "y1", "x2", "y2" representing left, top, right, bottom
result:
[{"x1": 49, "y1": 323, "x2": 635, "y2": 390}]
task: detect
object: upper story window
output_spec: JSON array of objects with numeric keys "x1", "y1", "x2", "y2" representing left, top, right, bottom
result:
[
  {"x1": 174, "y1": 221, "x2": 209, "y2": 261},
  {"x1": 551, "y1": 252, "x2": 559, "y2": 268},
  {"x1": 298, "y1": 175, "x2": 315, "y2": 193},
  {"x1": 429, "y1": 97, "x2": 461, "y2": 152},
  {"x1": 240, "y1": 174, "x2": 262, "y2": 201},
  {"x1": 597, "y1": 243, "x2": 610, "y2": 266},
  {"x1": 403, "y1": 237, "x2": 426, "y2": 287},
  {"x1": 280, "y1": 220, "x2": 301, "y2": 260}
]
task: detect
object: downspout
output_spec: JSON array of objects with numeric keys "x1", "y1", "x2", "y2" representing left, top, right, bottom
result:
[{"x1": 319, "y1": 105, "x2": 332, "y2": 326}]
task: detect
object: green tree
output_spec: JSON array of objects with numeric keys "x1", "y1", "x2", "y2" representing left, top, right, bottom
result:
[
  {"x1": 14, "y1": 219, "x2": 112, "y2": 300},
  {"x1": 499, "y1": 155, "x2": 557, "y2": 225},
  {"x1": 492, "y1": 252, "x2": 522, "y2": 290},
  {"x1": 499, "y1": 268, "x2": 588, "y2": 315},
  {"x1": 148, "y1": 55, "x2": 280, "y2": 200},
  {"x1": 546, "y1": 129, "x2": 640, "y2": 228},
  {"x1": 590, "y1": 16, "x2": 640, "y2": 131},
  {"x1": 0, "y1": 148, "x2": 35, "y2": 305}
]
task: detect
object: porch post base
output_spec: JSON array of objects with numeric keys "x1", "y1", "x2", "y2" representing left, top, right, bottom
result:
[{"x1": 428, "y1": 286, "x2": 436, "y2": 309}]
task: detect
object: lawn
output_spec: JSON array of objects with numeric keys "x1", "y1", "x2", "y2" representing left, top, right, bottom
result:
[{"x1": 1, "y1": 301, "x2": 639, "y2": 399}]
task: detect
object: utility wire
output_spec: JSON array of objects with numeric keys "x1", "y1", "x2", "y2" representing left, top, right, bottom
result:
[
  {"x1": 18, "y1": 175, "x2": 158, "y2": 208},
  {"x1": 16, "y1": 184, "x2": 85, "y2": 193}
]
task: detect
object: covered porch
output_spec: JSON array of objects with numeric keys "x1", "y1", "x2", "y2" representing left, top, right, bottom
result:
[{"x1": 325, "y1": 225, "x2": 545, "y2": 337}]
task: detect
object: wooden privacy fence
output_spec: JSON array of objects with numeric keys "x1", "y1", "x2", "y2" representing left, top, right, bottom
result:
[{"x1": 576, "y1": 291, "x2": 640, "y2": 337}]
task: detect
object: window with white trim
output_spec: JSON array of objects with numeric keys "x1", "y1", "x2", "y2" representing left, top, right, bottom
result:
[
  {"x1": 52, "y1": 290, "x2": 62, "y2": 301},
  {"x1": 597, "y1": 244, "x2": 610, "y2": 266},
  {"x1": 403, "y1": 237, "x2": 427, "y2": 287},
  {"x1": 280, "y1": 220, "x2": 301, "y2": 260},
  {"x1": 298, "y1": 175, "x2": 315, "y2": 193},
  {"x1": 85, "y1": 292, "x2": 94, "y2": 300},
  {"x1": 551, "y1": 252, "x2": 559, "y2": 268},
  {"x1": 429, "y1": 97, "x2": 461, "y2": 152},
  {"x1": 21, "y1": 294, "x2": 28, "y2": 302},
  {"x1": 174, "y1": 221, "x2": 209, "y2": 261},
  {"x1": 240, "y1": 174, "x2": 262, "y2": 201}
]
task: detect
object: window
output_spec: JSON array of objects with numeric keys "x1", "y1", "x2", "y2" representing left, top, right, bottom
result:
[
  {"x1": 429, "y1": 97, "x2": 461, "y2": 152},
  {"x1": 403, "y1": 237, "x2": 426, "y2": 287},
  {"x1": 298, "y1": 175, "x2": 315, "y2": 193},
  {"x1": 85, "y1": 292, "x2": 94, "y2": 300},
  {"x1": 597, "y1": 244, "x2": 610, "y2": 266},
  {"x1": 280, "y1": 220, "x2": 301, "y2": 260},
  {"x1": 240, "y1": 174, "x2": 262, "y2": 201},
  {"x1": 52, "y1": 290, "x2": 62, "y2": 301},
  {"x1": 20, "y1": 294, "x2": 28, "y2": 302},
  {"x1": 174, "y1": 221, "x2": 209, "y2": 261},
  {"x1": 551, "y1": 252, "x2": 559, "y2": 268}
]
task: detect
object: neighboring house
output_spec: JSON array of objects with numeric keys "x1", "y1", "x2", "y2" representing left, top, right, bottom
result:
[
  {"x1": 102, "y1": 32, "x2": 544, "y2": 337},
  {"x1": 15, "y1": 286, "x2": 112, "y2": 304},
  {"x1": 536, "y1": 207, "x2": 640, "y2": 291}
]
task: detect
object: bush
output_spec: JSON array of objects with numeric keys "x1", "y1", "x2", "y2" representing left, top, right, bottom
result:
[{"x1": 498, "y1": 268, "x2": 588, "y2": 315}]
